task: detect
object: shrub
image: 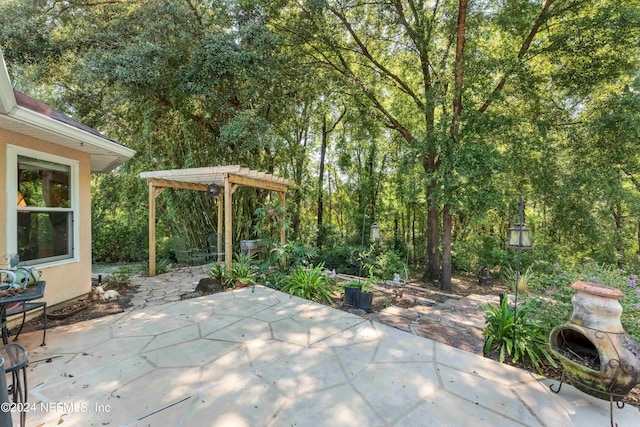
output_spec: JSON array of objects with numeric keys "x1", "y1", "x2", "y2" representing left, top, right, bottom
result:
[
  {"x1": 375, "y1": 251, "x2": 406, "y2": 280},
  {"x1": 269, "y1": 242, "x2": 317, "y2": 272},
  {"x1": 279, "y1": 264, "x2": 334, "y2": 304},
  {"x1": 501, "y1": 265, "x2": 535, "y2": 294},
  {"x1": 452, "y1": 234, "x2": 513, "y2": 273},
  {"x1": 208, "y1": 263, "x2": 226, "y2": 282},
  {"x1": 102, "y1": 265, "x2": 137, "y2": 286},
  {"x1": 314, "y1": 246, "x2": 361, "y2": 275}
]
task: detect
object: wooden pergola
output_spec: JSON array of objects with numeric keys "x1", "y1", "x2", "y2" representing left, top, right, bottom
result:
[{"x1": 140, "y1": 165, "x2": 294, "y2": 276}]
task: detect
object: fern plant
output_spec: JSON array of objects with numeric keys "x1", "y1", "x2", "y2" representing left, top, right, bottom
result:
[{"x1": 279, "y1": 264, "x2": 334, "y2": 303}]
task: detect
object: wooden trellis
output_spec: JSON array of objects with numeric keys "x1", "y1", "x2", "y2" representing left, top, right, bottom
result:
[{"x1": 140, "y1": 165, "x2": 294, "y2": 276}]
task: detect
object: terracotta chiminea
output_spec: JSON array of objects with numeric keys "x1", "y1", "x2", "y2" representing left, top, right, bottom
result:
[{"x1": 549, "y1": 281, "x2": 640, "y2": 401}]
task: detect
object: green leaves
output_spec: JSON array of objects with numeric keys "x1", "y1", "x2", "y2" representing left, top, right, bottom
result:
[
  {"x1": 483, "y1": 297, "x2": 557, "y2": 374},
  {"x1": 231, "y1": 253, "x2": 258, "y2": 285},
  {"x1": 279, "y1": 264, "x2": 334, "y2": 303}
]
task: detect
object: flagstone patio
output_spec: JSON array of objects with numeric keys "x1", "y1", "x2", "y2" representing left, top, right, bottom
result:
[{"x1": 7, "y1": 271, "x2": 640, "y2": 426}]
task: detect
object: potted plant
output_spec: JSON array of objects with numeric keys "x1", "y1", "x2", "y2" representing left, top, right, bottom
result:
[
  {"x1": 231, "y1": 253, "x2": 257, "y2": 288},
  {"x1": 343, "y1": 280, "x2": 362, "y2": 308},
  {"x1": 357, "y1": 280, "x2": 374, "y2": 312}
]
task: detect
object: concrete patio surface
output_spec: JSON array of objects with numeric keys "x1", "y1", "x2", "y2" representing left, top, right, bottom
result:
[{"x1": 8, "y1": 268, "x2": 640, "y2": 426}]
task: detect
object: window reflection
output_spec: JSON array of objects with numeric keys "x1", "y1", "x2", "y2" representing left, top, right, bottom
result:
[
  {"x1": 16, "y1": 156, "x2": 73, "y2": 263},
  {"x1": 18, "y1": 156, "x2": 70, "y2": 208}
]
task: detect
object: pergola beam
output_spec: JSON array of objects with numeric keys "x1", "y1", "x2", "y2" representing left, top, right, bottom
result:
[
  {"x1": 148, "y1": 178, "x2": 209, "y2": 192},
  {"x1": 227, "y1": 174, "x2": 290, "y2": 193}
]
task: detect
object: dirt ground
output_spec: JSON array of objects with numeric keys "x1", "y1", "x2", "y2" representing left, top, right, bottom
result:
[
  {"x1": 11, "y1": 281, "x2": 137, "y2": 334},
  {"x1": 13, "y1": 271, "x2": 640, "y2": 410}
]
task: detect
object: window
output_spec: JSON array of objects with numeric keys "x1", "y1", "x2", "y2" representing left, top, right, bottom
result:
[{"x1": 6, "y1": 146, "x2": 79, "y2": 265}]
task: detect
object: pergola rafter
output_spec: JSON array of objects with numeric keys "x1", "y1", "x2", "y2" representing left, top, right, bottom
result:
[{"x1": 140, "y1": 165, "x2": 294, "y2": 276}]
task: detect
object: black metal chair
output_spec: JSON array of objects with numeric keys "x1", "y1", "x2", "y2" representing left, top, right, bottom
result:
[
  {"x1": 205, "y1": 233, "x2": 225, "y2": 262},
  {"x1": 0, "y1": 343, "x2": 28, "y2": 427}
]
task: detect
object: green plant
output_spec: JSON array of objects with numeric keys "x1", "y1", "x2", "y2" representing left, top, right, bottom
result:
[
  {"x1": 230, "y1": 253, "x2": 258, "y2": 286},
  {"x1": 252, "y1": 201, "x2": 291, "y2": 240},
  {"x1": 483, "y1": 297, "x2": 515, "y2": 362},
  {"x1": 361, "y1": 276, "x2": 375, "y2": 293},
  {"x1": 501, "y1": 265, "x2": 534, "y2": 294},
  {"x1": 343, "y1": 280, "x2": 362, "y2": 289},
  {"x1": 208, "y1": 263, "x2": 226, "y2": 282},
  {"x1": 279, "y1": 264, "x2": 334, "y2": 303},
  {"x1": 269, "y1": 242, "x2": 317, "y2": 272},
  {"x1": 314, "y1": 245, "x2": 361, "y2": 275},
  {"x1": 103, "y1": 265, "x2": 137, "y2": 286},
  {"x1": 375, "y1": 251, "x2": 406, "y2": 280},
  {"x1": 482, "y1": 298, "x2": 557, "y2": 374}
]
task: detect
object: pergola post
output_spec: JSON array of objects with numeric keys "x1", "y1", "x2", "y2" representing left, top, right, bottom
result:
[
  {"x1": 217, "y1": 193, "x2": 223, "y2": 263},
  {"x1": 148, "y1": 180, "x2": 156, "y2": 277},
  {"x1": 278, "y1": 191, "x2": 286, "y2": 245},
  {"x1": 224, "y1": 173, "x2": 233, "y2": 274},
  {"x1": 147, "y1": 181, "x2": 165, "y2": 277}
]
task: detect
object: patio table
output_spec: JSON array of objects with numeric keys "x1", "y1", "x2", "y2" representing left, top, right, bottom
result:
[{"x1": 0, "y1": 281, "x2": 46, "y2": 346}]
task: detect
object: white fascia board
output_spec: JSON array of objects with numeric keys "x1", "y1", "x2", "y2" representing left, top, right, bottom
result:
[{"x1": 10, "y1": 105, "x2": 136, "y2": 160}]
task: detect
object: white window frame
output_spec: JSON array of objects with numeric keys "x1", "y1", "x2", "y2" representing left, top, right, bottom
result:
[{"x1": 5, "y1": 145, "x2": 80, "y2": 267}]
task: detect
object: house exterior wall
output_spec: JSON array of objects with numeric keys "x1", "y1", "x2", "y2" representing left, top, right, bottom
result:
[{"x1": 1, "y1": 127, "x2": 92, "y2": 307}]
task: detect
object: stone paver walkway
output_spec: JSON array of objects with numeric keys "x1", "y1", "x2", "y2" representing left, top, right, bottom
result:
[{"x1": 370, "y1": 293, "x2": 498, "y2": 354}]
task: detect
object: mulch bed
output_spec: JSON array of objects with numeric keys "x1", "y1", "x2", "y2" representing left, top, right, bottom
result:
[{"x1": 9, "y1": 282, "x2": 136, "y2": 334}]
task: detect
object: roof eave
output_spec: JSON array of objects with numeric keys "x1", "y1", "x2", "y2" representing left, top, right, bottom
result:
[{"x1": 8, "y1": 107, "x2": 136, "y2": 172}]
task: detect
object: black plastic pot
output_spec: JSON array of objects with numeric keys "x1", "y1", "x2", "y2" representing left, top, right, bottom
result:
[
  {"x1": 344, "y1": 286, "x2": 361, "y2": 307},
  {"x1": 357, "y1": 291, "x2": 373, "y2": 312}
]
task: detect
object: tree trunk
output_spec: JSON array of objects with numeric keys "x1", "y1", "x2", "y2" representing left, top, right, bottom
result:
[
  {"x1": 440, "y1": 0, "x2": 467, "y2": 292},
  {"x1": 411, "y1": 209, "x2": 416, "y2": 265},
  {"x1": 422, "y1": 153, "x2": 441, "y2": 283},
  {"x1": 611, "y1": 204, "x2": 623, "y2": 268},
  {"x1": 316, "y1": 117, "x2": 328, "y2": 247},
  {"x1": 316, "y1": 108, "x2": 345, "y2": 247},
  {"x1": 442, "y1": 204, "x2": 453, "y2": 292}
]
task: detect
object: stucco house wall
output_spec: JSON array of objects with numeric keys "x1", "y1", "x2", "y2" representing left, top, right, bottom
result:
[
  {"x1": 0, "y1": 48, "x2": 135, "y2": 312},
  {"x1": 1, "y1": 129, "x2": 93, "y2": 305}
]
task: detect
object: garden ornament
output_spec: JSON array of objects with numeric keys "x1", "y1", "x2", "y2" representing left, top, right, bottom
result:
[
  {"x1": 13, "y1": 266, "x2": 42, "y2": 287},
  {"x1": 0, "y1": 269, "x2": 18, "y2": 287}
]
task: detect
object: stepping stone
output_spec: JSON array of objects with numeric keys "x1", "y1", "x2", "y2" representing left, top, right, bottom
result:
[
  {"x1": 369, "y1": 306, "x2": 418, "y2": 332},
  {"x1": 411, "y1": 322, "x2": 485, "y2": 354}
]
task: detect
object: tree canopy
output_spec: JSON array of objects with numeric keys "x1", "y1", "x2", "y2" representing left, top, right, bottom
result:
[{"x1": 1, "y1": 0, "x2": 639, "y2": 285}]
